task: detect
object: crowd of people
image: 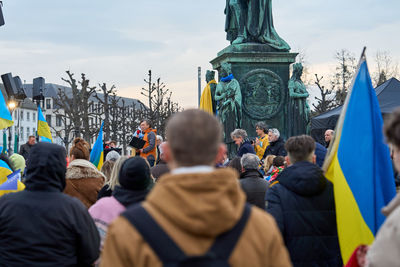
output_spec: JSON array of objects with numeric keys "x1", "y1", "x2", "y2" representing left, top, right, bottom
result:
[{"x1": 0, "y1": 108, "x2": 399, "y2": 266}]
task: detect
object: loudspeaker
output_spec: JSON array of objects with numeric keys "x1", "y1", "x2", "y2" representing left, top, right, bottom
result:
[
  {"x1": 0, "y1": 3, "x2": 4, "y2": 27},
  {"x1": 1, "y1": 73, "x2": 17, "y2": 98},
  {"x1": 13, "y1": 76, "x2": 27, "y2": 100},
  {"x1": 32, "y1": 77, "x2": 45, "y2": 101}
]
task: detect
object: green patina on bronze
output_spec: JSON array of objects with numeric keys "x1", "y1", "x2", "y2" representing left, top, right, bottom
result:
[
  {"x1": 210, "y1": 2, "x2": 309, "y2": 156},
  {"x1": 215, "y1": 63, "x2": 242, "y2": 157},
  {"x1": 288, "y1": 63, "x2": 311, "y2": 136},
  {"x1": 224, "y1": 0, "x2": 290, "y2": 51}
]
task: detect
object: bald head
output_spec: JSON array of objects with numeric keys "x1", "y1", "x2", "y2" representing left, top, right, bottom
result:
[{"x1": 325, "y1": 129, "x2": 334, "y2": 142}]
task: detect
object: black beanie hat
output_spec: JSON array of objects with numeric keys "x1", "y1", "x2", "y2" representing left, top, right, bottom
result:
[{"x1": 118, "y1": 157, "x2": 152, "y2": 190}]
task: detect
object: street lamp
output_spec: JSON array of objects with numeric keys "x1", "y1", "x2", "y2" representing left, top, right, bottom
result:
[{"x1": 7, "y1": 99, "x2": 17, "y2": 155}]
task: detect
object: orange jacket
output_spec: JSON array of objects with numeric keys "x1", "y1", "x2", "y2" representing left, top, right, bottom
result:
[{"x1": 141, "y1": 128, "x2": 157, "y2": 161}]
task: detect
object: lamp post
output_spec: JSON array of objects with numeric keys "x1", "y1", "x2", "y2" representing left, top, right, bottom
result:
[{"x1": 7, "y1": 99, "x2": 17, "y2": 155}]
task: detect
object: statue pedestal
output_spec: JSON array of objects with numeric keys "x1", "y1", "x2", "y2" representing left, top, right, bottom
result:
[{"x1": 210, "y1": 44, "x2": 297, "y2": 157}]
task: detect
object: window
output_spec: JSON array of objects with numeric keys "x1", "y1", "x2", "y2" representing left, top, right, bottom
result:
[
  {"x1": 27, "y1": 112, "x2": 30, "y2": 122},
  {"x1": 27, "y1": 127, "x2": 30, "y2": 139},
  {"x1": 20, "y1": 111, "x2": 24, "y2": 121},
  {"x1": 46, "y1": 114, "x2": 52, "y2": 127},
  {"x1": 46, "y1": 99, "x2": 51, "y2": 109},
  {"x1": 33, "y1": 112, "x2": 36, "y2": 122},
  {"x1": 90, "y1": 117, "x2": 93, "y2": 126},
  {"x1": 56, "y1": 115, "x2": 62, "y2": 127}
]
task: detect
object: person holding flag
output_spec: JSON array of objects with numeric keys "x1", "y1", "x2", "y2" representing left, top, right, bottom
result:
[
  {"x1": 323, "y1": 48, "x2": 396, "y2": 265},
  {"x1": 90, "y1": 122, "x2": 104, "y2": 171},
  {"x1": 37, "y1": 106, "x2": 52, "y2": 143}
]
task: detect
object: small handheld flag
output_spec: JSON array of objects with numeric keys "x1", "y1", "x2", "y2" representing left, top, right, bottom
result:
[
  {"x1": 37, "y1": 106, "x2": 52, "y2": 142},
  {"x1": 0, "y1": 161, "x2": 25, "y2": 196},
  {"x1": 0, "y1": 90, "x2": 13, "y2": 130},
  {"x1": 90, "y1": 122, "x2": 104, "y2": 170}
]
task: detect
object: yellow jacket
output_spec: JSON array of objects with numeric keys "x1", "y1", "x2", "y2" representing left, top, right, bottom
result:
[{"x1": 255, "y1": 134, "x2": 269, "y2": 160}]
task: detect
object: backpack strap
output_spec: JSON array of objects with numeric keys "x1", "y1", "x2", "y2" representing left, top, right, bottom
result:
[
  {"x1": 123, "y1": 204, "x2": 186, "y2": 263},
  {"x1": 208, "y1": 203, "x2": 252, "y2": 260}
]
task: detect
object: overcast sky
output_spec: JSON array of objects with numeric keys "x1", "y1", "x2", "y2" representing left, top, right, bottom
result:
[{"x1": 1, "y1": 0, "x2": 399, "y2": 108}]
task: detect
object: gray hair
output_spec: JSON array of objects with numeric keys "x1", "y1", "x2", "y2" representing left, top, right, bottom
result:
[
  {"x1": 156, "y1": 135, "x2": 163, "y2": 142},
  {"x1": 230, "y1": 129, "x2": 248, "y2": 140},
  {"x1": 255, "y1": 122, "x2": 268, "y2": 133},
  {"x1": 241, "y1": 153, "x2": 260, "y2": 170},
  {"x1": 269, "y1": 128, "x2": 280, "y2": 138}
]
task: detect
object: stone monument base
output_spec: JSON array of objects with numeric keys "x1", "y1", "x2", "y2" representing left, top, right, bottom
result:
[{"x1": 210, "y1": 44, "x2": 297, "y2": 157}]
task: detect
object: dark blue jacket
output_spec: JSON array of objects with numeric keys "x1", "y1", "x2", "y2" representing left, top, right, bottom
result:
[
  {"x1": 315, "y1": 142, "x2": 327, "y2": 167},
  {"x1": 0, "y1": 143, "x2": 100, "y2": 267},
  {"x1": 237, "y1": 140, "x2": 255, "y2": 157},
  {"x1": 266, "y1": 161, "x2": 342, "y2": 267}
]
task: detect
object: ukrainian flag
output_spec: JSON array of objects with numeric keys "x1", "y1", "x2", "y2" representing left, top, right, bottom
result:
[
  {"x1": 0, "y1": 90, "x2": 13, "y2": 130},
  {"x1": 199, "y1": 80, "x2": 216, "y2": 115},
  {"x1": 323, "y1": 53, "x2": 396, "y2": 264},
  {"x1": 37, "y1": 106, "x2": 52, "y2": 142},
  {"x1": 0, "y1": 159, "x2": 25, "y2": 196},
  {"x1": 90, "y1": 122, "x2": 104, "y2": 170}
]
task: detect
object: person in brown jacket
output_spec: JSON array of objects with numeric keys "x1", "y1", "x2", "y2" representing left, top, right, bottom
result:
[
  {"x1": 101, "y1": 109, "x2": 292, "y2": 267},
  {"x1": 64, "y1": 138, "x2": 106, "y2": 208}
]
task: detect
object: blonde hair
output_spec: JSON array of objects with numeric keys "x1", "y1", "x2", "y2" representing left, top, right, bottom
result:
[
  {"x1": 100, "y1": 160, "x2": 115, "y2": 183},
  {"x1": 104, "y1": 156, "x2": 129, "y2": 190},
  {"x1": 264, "y1": 155, "x2": 276, "y2": 173}
]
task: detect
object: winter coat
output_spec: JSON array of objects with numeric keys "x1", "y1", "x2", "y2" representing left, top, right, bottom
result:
[
  {"x1": 151, "y1": 160, "x2": 170, "y2": 181},
  {"x1": 89, "y1": 186, "x2": 148, "y2": 263},
  {"x1": 255, "y1": 134, "x2": 269, "y2": 160},
  {"x1": 315, "y1": 142, "x2": 327, "y2": 168},
  {"x1": 367, "y1": 193, "x2": 400, "y2": 267},
  {"x1": 239, "y1": 169, "x2": 269, "y2": 209},
  {"x1": 266, "y1": 161, "x2": 342, "y2": 267},
  {"x1": 64, "y1": 159, "x2": 106, "y2": 208},
  {"x1": 0, "y1": 142, "x2": 100, "y2": 267},
  {"x1": 101, "y1": 168, "x2": 292, "y2": 267},
  {"x1": 19, "y1": 142, "x2": 34, "y2": 160},
  {"x1": 263, "y1": 137, "x2": 287, "y2": 158},
  {"x1": 141, "y1": 128, "x2": 157, "y2": 163},
  {"x1": 237, "y1": 140, "x2": 256, "y2": 157}
]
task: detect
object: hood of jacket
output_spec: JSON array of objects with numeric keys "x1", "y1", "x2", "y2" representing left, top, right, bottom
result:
[
  {"x1": 24, "y1": 143, "x2": 67, "y2": 192},
  {"x1": 240, "y1": 169, "x2": 263, "y2": 179},
  {"x1": 112, "y1": 186, "x2": 149, "y2": 207},
  {"x1": 278, "y1": 161, "x2": 327, "y2": 196},
  {"x1": 66, "y1": 159, "x2": 106, "y2": 180},
  {"x1": 145, "y1": 168, "x2": 246, "y2": 237}
]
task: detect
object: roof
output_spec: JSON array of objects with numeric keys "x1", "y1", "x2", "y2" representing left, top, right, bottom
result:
[
  {"x1": 311, "y1": 77, "x2": 400, "y2": 130},
  {"x1": 22, "y1": 83, "x2": 147, "y2": 110}
]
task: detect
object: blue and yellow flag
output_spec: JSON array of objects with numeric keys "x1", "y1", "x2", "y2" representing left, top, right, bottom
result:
[
  {"x1": 0, "y1": 160, "x2": 25, "y2": 196},
  {"x1": 199, "y1": 80, "x2": 216, "y2": 115},
  {"x1": 90, "y1": 122, "x2": 104, "y2": 170},
  {"x1": 37, "y1": 106, "x2": 52, "y2": 142},
  {"x1": 0, "y1": 92, "x2": 13, "y2": 130},
  {"x1": 323, "y1": 55, "x2": 396, "y2": 264}
]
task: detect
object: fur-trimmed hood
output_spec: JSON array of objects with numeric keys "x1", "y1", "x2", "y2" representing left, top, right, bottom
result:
[{"x1": 66, "y1": 159, "x2": 106, "y2": 180}]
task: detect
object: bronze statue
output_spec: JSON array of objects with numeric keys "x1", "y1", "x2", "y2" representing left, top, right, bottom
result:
[
  {"x1": 288, "y1": 63, "x2": 310, "y2": 136},
  {"x1": 225, "y1": 0, "x2": 290, "y2": 51},
  {"x1": 215, "y1": 63, "x2": 242, "y2": 154}
]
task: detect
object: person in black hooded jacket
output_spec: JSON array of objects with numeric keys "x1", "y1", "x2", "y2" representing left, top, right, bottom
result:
[
  {"x1": 266, "y1": 135, "x2": 342, "y2": 267},
  {"x1": 0, "y1": 142, "x2": 100, "y2": 267}
]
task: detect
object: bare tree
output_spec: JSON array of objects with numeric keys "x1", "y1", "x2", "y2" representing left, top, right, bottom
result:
[
  {"x1": 94, "y1": 83, "x2": 117, "y2": 140},
  {"x1": 54, "y1": 71, "x2": 99, "y2": 145},
  {"x1": 373, "y1": 50, "x2": 399, "y2": 87},
  {"x1": 140, "y1": 70, "x2": 181, "y2": 137},
  {"x1": 312, "y1": 74, "x2": 335, "y2": 116},
  {"x1": 331, "y1": 49, "x2": 356, "y2": 106}
]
